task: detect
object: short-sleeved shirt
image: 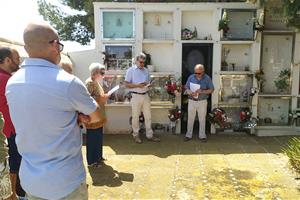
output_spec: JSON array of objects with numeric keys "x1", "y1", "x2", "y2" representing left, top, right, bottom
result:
[
  {"x1": 125, "y1": 65, "x2": 150, "y2": 93},
  {"x1": 185, "y1": 74, "x2": 214, "y2": 101},
  {"x1": 6, "y1": 58, "x2": 98, "y2": 199},
  {"x1": 85, "y1": 77, "x2": 107, "y2": 129},
  {"x1": 0, "y1": 68, "x2": 15, "y2": 138}
]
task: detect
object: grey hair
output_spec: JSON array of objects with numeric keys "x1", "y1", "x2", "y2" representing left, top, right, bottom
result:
[
  {"x1": 89, "y1": 62, "x2": 105, "y2": 75},
  {"x1": 194, "y1": 64, "x2": 205, "y2": 71},
  {"x1": 136, "y1": 52, "x2": 146, "y2": 61}
]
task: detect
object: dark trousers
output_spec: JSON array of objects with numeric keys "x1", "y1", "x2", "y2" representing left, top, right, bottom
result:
[
  {"x1": 86, "y1": 127, "x2": 103, "y2": 165},
  {"x1": 7, "y1": 134, "x2": 26, "y2": 197}
]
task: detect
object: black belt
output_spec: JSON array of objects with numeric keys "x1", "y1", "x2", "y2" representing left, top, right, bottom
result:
[
  {"x1": 131, "y1": 91, "x2": 148, "y2": 95},
  {"x1": 189, "y1": 98, "x2": 207, "y2": 102}
]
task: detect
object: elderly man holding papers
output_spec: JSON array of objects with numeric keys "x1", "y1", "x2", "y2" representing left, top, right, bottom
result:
[{"x1": 184, "y1": 64, "x2": 214, "y2": 142}]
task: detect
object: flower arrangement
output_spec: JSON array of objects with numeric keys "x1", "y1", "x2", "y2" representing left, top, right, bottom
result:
[
  {"x1": 181, "y1": 27, "x2": 197, "y2": 40},
  {"x1": 207, "y1": 108, "x2": 229, "y2": 129},
  {"x1": 168, "y1": 106, "x2": 181, "y2": 133},
  {"x1": 274, "y1": 69, "x2": 291, "y2": 93},
  {"x1": 164, "y1": 76, "x2": 182, "y2": 97},
  {"x1": 168, "y1": 106, "x2": 181, "y2": 122}
]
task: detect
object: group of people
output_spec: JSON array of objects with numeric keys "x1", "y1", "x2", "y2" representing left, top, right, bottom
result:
[{"x1": 0, "y1": 22, "x2": 214, "y2": 200}]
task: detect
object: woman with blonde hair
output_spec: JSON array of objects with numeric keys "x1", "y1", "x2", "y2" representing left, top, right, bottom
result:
[{"x1": 85, "y1": 63, "x2": 109, "y2": 167}]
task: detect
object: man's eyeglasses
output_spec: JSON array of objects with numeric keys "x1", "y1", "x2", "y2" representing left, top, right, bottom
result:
[
  {"x1": 195, "y1": 73, "x2": 202, "y2": 75},
  {"x1": 139, "y1": 61, "x2": 145, "y2": 64},
  {"x1": 49, "y1": 40, "x2": 64, "y2": 52}
]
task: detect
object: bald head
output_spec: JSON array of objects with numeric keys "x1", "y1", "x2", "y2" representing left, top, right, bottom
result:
[
  {"x1": 194, "y1": 64, "x2": 205, "y2": 78},
  {"x1": 23, "y1": 22, "x2": 61, "y2": 64},
  {"x1": 194, "y1": 64, "x2": 205, "y2": 71}
]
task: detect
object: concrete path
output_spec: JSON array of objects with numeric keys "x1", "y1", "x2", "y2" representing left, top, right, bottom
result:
[{"x1": 83, "y1": 134, "x2": 300, "y2": 200}]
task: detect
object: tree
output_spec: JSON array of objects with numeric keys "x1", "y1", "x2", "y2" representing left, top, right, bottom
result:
[{"x1": 38, "y1": 0, "x2": 95, "y2": 45}]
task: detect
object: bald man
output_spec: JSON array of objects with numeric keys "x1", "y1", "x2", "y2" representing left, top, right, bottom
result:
[
  {"x1": 184, "y1": 64, "x2": 214, "y2": 142},
  {"x1": 6, "y1": 23, "x2": 103, "y2": 199}
]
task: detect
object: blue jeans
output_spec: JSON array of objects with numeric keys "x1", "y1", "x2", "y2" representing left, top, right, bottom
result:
[{"x1": 86, "y1": 127, "x2": 103, "y2": 165}]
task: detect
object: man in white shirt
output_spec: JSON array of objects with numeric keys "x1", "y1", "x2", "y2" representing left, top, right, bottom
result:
[{"x1": 125, "y1": 53, "x2": 160, "y2": 144}]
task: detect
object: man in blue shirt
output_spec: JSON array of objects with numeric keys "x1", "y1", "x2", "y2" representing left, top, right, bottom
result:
[
  {"x1": 6, "y1": 22, "x2": 103, "y2": 199},
  {"x1": 125, "y1": 53, "x2": 160, "y2": 144},
  {"x1": 184, "y1": 64, "x2": 214, "y2": 142}
]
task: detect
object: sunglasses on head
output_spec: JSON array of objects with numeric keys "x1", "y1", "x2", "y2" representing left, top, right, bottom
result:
[{"x1": 49, "y1": 40, "x2": 64, "y2": 52}]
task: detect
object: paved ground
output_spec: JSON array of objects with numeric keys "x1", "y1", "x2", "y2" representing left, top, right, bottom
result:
[{"x1": 83, "y1": 134, "x2": 300, "y2": 200}]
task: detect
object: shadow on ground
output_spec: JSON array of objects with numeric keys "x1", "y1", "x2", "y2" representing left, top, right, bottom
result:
[
  {"x1": 98, "y1": 133, "x2": 298, "y2": 158},
  {"x1": 88, "y1": 163, "x2": 134, "y2": 187}
]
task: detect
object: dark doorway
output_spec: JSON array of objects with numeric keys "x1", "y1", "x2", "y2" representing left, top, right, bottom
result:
[{"x1": 181, "y1": 43, "x2": 213, "y2": 134}]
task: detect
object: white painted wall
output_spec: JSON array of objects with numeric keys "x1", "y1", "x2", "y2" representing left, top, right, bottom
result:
[
  {"x1": 222, "y1": 44, "x2": 252, "y2": 70},
  {"x1": 182, "y1": 11, "x2": 215, "y2": 40},
  {"x1": 143, "y1": 43, "x2": 175, "y2": 73},
  {"x1": 69, "y1": 49, "x2": 99, "y2": 82},
  {"x1": 144, "y1": 12, "x2": 173, "y2": 40}
]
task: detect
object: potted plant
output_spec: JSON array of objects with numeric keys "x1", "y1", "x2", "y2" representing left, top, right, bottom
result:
[
  {"x1": 143, "y1": 51, "x2": 154, "y2": 72},
  {"x1": 283, "y1": 137, "x2": 300, "y2": 174},
  {"x1": 274, "y1": 69, "x2": 291, "y2": 93},
  {"x1": 218, "y1": 10, "x2": 230, "y2": 39}
]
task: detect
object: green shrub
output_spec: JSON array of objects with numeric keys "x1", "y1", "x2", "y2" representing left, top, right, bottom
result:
[{"x1": 283, "y1": 137, "x2": 300, "y2": 173}]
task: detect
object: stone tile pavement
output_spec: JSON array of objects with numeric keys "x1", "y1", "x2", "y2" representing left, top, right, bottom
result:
[{"x1": 83, "y1": 134, "x2": 300, "y2": 200}]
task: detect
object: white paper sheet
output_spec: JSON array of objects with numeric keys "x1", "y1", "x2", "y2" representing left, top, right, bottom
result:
[
  {"x1": 190, "y1": 82, "x2": 200, "y2": 92},
  {"x1": 190, "y1": 83, "x2": 200, "y2": 98},
  {"x1": 107, "y1": 85, "x2": 120, "y2": 96}
]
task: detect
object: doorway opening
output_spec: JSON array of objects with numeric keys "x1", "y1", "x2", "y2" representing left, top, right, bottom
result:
[{"x1": 181, "y1": 43, "x2": 213, "y2": 134}]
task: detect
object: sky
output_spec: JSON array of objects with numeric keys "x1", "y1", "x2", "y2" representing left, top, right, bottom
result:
[{"x1": 0, "y1": 0, "x2": 94, "y2": 52}]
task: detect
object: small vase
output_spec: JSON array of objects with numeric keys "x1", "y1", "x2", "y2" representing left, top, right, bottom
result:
[
  {"x1": 254, "y1": 30, "x2": 258, "y2": 40},
  {"x1": 220, "y1": 30, "x2": 224, "y2": 39}
]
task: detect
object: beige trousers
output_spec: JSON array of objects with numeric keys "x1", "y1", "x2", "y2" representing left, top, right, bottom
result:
[
  {"x1": 26, "y1": 181, "x2": 88, "y2": 200},
  {"x1": 131, "y1": 93, "x2": 153, "y2": 138},
  {"x1": 185, "y1": 99, "x2": 208, "y2": 139},
  {"x1": 0, "y1": 160, "x2": 12, "y2": 199}
]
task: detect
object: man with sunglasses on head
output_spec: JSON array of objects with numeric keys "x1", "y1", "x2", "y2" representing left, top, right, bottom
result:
[
  {"x1": 184, "y1": 64, "x2": 214, "y2": 143},
  {"x1": 125, "y1": 53, "x2": 160, "y2": 144},
  {"x1": 6, "y1": 22, "x2": 103, "y2": 199},
  {"x1": 0, "y1": 46, "x2": 26, "y2": 200}
]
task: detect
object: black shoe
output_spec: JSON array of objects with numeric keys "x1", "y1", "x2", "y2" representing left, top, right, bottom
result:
[
  {"x1": 184, "y1": 137, "x2": 192, "y2": 142},
  {"x1": 98, "y1": 157, "x2": 106, "y2": 163},
  {"x1": 199, "y1": 138, "x2": 207, "y2": 143}
]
